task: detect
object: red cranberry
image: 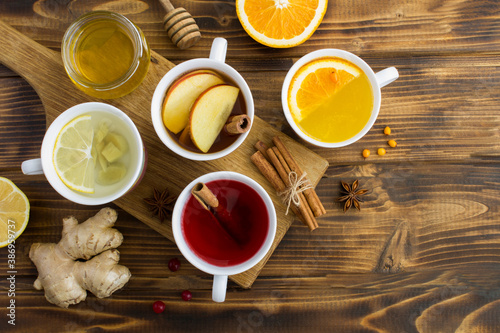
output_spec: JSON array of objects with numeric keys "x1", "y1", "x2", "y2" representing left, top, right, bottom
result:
[
  {"x1": 152, "y1": 301, "x2": 165, "y2": 314},
  {"x1": 181, "y1": 290, "x2": 192, "y2": 301},
  {"x1": 168, "y1": 258, "x2": 181, "y2": 272}
]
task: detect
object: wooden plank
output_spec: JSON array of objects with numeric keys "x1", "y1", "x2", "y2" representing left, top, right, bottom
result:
[
  {"x1": 0, "y1": 76, "x2": 46, "y2": 169},
  {"x1": 1, "y1": 0, "x2": 499, "y2": 58},
  {"x1": 0, "y1": 64, "x2": 17, "y2": 77},
  {"x1": 0, "y1": 0, "x2": 499, "y2": 331},
  {"x1": 1, "y1": 270, "x2": 499, "y2": 332}
]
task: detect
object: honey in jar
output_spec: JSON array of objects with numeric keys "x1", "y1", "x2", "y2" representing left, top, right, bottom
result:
[{"x1": 62, "y1": 11, "x2": 150, "y2": 99}]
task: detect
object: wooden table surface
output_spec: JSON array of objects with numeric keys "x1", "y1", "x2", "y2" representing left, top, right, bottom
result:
[{"x1": 1, "y1": 0, "x2": 499, "y2": 332}]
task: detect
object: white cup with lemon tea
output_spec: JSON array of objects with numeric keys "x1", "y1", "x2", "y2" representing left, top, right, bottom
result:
[
  {"x1": 21, "y1": 102, "x2": 146, "y2": 205},
  {"x1": 282, "y1": 49, "x2": 399, "y2": 148}
]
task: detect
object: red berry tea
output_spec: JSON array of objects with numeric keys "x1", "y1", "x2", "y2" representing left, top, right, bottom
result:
[{"x1": 182, "y1": 179, "x2": 269, "y2": 267}]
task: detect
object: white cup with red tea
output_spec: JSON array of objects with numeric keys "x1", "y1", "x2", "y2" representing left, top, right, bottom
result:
[
  {"x1": 281, "y1": 49, "x2": 399, "y2": 148},
  {"x1": 172, "y1": 171, "x2": 277, "y2": 302},
  {"x1": 21, "y1": 102, "x2": 146, "y2": 205},
  {"x1": 151, "y1": 38, "x2": 254, "y2": 161}
]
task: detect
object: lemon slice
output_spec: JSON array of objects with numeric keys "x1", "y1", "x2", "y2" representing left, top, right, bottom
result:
[
  {"x1": 53, "y1": 115, "x2": 95, "y2": 193},
  {"x1": 288, "y1": 58, "x2": 362, "y2": 122},
  {"x1": 0, "y1": 177, "x2": 30, "y2": 248}
]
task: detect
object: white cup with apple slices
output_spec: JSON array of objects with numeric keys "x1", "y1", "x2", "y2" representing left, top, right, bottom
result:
[{"x1": 151, "y1": 38, "x2": 254, "y2": 161}]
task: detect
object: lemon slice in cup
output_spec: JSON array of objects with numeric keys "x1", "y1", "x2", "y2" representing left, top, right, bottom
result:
[
  {"x1": 0, "y1": 177, "x2": 30, "y2": 248},
  {"x1": 53, "y1": 115, "x2": 95, "y2": 193}
]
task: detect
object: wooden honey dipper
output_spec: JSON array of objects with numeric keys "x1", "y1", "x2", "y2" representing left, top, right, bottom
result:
[{"x1": 159, "y1": 0, "x2": 201, "y2": 49}]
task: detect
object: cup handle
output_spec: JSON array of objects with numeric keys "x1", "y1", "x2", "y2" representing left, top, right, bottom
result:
[
  {"x1": 375, "y1": 67, "x2": 399, "y2": 88},
  {"x1": 21, "y1": 158, "x2": 44, "y2": 175},
  {"x1": 209, "y1": 37, "x2": 227, "y2": 63},
  {"x1": 212, "y1": 275, "x2": 228, "y2": 302}
]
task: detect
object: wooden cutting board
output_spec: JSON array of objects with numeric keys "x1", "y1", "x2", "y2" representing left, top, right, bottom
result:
[{"x1": 0, "y1": 20, "x2": 328, "y2": 288}]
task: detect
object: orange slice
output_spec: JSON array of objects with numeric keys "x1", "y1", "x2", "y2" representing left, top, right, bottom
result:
[
  {"x1": 288, "y1": 57, "x2": 362, "y2": 122},
  {"x1": 236, "y1": 0, "x2": 328, "y2": 48}
]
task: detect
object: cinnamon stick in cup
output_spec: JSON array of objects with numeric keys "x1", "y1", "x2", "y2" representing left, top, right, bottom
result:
[
  {"x1": 191, "y1": 182, "x2": 244, "y2": 244},
  {"x1": 272, "y1": 136, "x2": 326, "y2": 217},
  {"x1": 191, "y1": 182, "x2": 219, "y2": 209},
  {"x1": 224, "y1": 115, "x2": 251, "y2": 135}
]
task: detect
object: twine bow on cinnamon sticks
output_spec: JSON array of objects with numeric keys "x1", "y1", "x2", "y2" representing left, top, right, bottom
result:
[
  {"x1": 280, "y1": 171, "x2": 313, "y2": 215},
  {"x1": 251, "y1": 136, "x2": 326, "y2": 231}
]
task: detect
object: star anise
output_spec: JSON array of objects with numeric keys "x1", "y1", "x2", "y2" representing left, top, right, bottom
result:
[
  {"x1": 144, "y1": 188, "x2": 177, "y2": 222},
  {"x1": 337, "y1": 180, "x2": 368, "y2": 212}
]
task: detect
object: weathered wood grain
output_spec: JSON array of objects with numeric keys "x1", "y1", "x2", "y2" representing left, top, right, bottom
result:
[
  {"x1": 0, "y1": 0, "x2": 499, "y2": 59},
  {"x1": 1, "y1": 0, "x2": 500, "y2": 332},
  {"x1": 0, "y1": 76, "x2": 45, "y2": 168},
  {"x1": 1, "y1": 271, "x2": 500, "y2": 332}
]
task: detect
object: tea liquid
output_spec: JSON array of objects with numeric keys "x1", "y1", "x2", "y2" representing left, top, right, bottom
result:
[
  {"x1": 84, "y1": 111, "x2": 135, "y2": 198},
  {"x1": 299, "y1": 73, "x2": 373, "y2": 142},
  {"x1": 289, "y1": 57, "x2": 374, "y2": 143},
  {"x1": 182, "y1": 179, "x2": 269, "y2": 267}
]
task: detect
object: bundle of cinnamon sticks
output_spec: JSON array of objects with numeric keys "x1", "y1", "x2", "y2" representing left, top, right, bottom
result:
[{"x1": 251, "y1": 136, "x2": 326, "y2": 231}]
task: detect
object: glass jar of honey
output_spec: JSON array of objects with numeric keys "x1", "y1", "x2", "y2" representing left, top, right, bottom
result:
[{"x1": 62, "y1": 11, "x2": 150, "y2": 99}]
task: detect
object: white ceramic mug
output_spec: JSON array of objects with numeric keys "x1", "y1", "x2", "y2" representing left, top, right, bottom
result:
[
  {"x1": 151, "y1": 37, "x2": 254, "y2": 161},
  {"x1": 21, "y1": 102, "x2": 146, "y2": 205},
  {"x1": 172, "y1": 171, "x2": 277, "y2": 302},
  {"x1": 281, "y1": 49, "x2": 399, "y2": 148}
]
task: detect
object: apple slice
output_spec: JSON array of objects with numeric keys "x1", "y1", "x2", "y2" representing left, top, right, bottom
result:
[
  {"x1": 162, "y1": 71, "x2": 224, "y2": 134},
  {"x1": 189, "y1": 84, "x2": 240, "y2": 153}
]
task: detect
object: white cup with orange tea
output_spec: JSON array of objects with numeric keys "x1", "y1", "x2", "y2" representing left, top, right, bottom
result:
[
  {"x1": 151, "y1": 37, "x2": 254, "y2": 161},
  {"x1": 281, "y1": 49, "x2": 399, "y2": 147},
  {"x1": 21, "y1": 102, "x2": 146, "y2": 205},
  {"x1": 172, "y1": 171, "x2": 277, "y2": 302}
]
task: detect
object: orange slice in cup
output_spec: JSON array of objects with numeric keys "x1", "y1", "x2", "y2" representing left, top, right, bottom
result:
[{"x1": 288, "y1": 57, "x2": 362, "y2": 123}]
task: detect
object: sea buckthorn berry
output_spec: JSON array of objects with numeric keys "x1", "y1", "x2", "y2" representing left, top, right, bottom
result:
[
  {"x1": 181, "y1": 290, "x2": 192, "y2": 301},
  {"x1": 388, "y1": 140, "x2": 397, "y2": 148},
  {"x1": 152, "y1": 301, "x2": 165, "y2": 314},
  {"x1": 362, "y1": 149, "x2": 370, "y2": 158},
  {"x1": 384, "y1": 126, "x2": 391, "y2": 135},
  {"x1": 377, "y1": 148, "x2": 386, "y2": 156},
  {"x1": 168, "y1": 258, "x2": 181, "y2": 272}
]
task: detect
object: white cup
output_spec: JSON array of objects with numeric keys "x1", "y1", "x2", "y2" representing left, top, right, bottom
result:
[
  {"x1": 281, "y1": 49, "x2": 399, "y2": 148},
  {"x1": 151, "y1": 37, "x2": 254, "y2": 161},
  {"x1": 21, "y1": 102, "x2": 146, "y2": 205},
  {"x1": 172, "y1": 171, "x2": 277, "y2": 302}
]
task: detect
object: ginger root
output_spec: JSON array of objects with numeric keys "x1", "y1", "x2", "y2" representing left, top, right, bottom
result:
[{"x1": 29, "y1": 207, "x2": 131, "y2": 308}]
